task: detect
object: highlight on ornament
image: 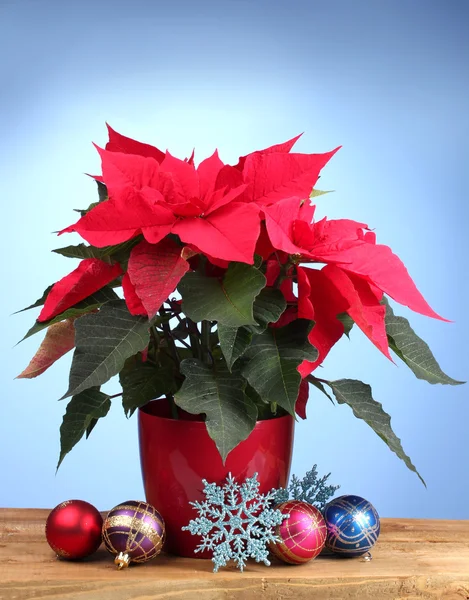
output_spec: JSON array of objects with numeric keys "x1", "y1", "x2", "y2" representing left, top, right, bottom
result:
[
  {"x1": 324, "y1": 495, "x2": 380, "y2": 557},
  {"x1": 269, "y1": 500, "x2": 327, "y2": 565}
]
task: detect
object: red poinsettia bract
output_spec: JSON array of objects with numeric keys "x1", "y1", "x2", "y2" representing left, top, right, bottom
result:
[
  {"x1": 38, "y1": 258, "x2": 122, "y2": 322},
  {"x1": 55, "y1": 127, "x2": 444, "y2": 383},
  {"x1": 59, "y1": 127, "x2": 339, "y2": 265}
]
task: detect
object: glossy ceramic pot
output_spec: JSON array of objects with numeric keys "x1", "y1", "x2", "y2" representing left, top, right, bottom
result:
[{"x1": 138, "y1": 399, "x2": 295, "y2": 557}]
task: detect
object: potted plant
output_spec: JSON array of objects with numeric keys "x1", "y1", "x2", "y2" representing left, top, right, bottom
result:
[{"x1": 17, "y1": 125, "x2": 462, "y2": 557}]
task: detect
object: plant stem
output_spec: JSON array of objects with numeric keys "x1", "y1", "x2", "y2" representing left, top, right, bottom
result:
[
  {"x1": 176, "y1": 338, "x2": 192, "y2": 350},
  {"x1": 201, "y1": 320, "x2": 211, "y2": 365},
  {"x1": 159, "y1": 309, "x2": 180, "y2": 366},
  {"x1": 109, "y1": 393, "x2": 123, "y2": 399},
  {"x1": 166, "y1": 394, "x2": 179, "y2": 420},
  {"x1": 273, "y1": 256, "x2": 294, "y2": 289},
  {"x1": 150, "y1": 327, "x2": 159, "y2": 361},
  {"x1": 187, "y1": 319, "x2": 202, "y2": 360}
]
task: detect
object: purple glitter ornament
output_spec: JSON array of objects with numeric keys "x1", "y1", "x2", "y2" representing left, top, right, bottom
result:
[{"x1": 102, "y1": 500, "x2": 165, "y2": 569}]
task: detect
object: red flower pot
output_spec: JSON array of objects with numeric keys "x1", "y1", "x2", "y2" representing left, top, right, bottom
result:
[{"x1": 138, "y1": 399, "x2": 295, "y2": 558}]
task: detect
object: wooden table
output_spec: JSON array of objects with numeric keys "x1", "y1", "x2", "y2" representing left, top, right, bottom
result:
[{"x1": 1, "y1": 509, "x2": 468, "y2": 599}]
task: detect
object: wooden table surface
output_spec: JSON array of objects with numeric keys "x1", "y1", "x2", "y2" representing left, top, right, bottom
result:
[{"x1": 1, "y1": 509, "x2": 468, "y2": 600}]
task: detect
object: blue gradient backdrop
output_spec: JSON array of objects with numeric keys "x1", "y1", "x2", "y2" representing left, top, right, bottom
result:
[{"x1": 1, "y1": 0, "x2": 467, "y2": 518}]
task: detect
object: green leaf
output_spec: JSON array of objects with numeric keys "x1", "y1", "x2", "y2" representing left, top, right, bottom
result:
[
  {"x1": 62, "y1": 300, "x2": 150, "y2": 399},
  {"x1": 218, "y1": 288, "x2": 286, "y2": 370},
  {"x1": 174, "y1": 358, "x2": 258, "y2": 462},
  {"x1": 245, "y1": 384, "x2": 281, "y2": 420},
  {"x1": 310, "y1": 189, "x2": 333, "y2": 199},
  {"x1": 327, "y1": 378, "x2": 425, "y2": 485},
  {"x1": 241, "y1": 320, "x2": 318, "y2": 416},
  {"x1": 337, "y1": 312, "x2": 354, "y2": 338},
  {"x1": 248, "y1": 288, "x2": 287, "y2": 333},
  {"x1": 178, "y1": 262, "x2": 266, "y2": 326},
  {"x1": 254, "y1": 254, "x2": 263, "y2": 268},
  {"x1": 218, "y1": 325, "x2": 252, "y2": 371},
  {"x1": 52, "y1": 243, "x2": 114, "y2": 263},
  {"x1": 172, "y1": 318, "x2": 190, "y2": 340},
  {"x1": 75, "y1": 201, "x2": 100, "y2": 217},
  {"x1": 120, "y1": 358, "x2": 176, "y2": 417},
  {"x1": 383, "y1": 298, "x2": 464, "y2": 386},
  {"x1": 19, "y1": 287, "x2": 119, "y2": 342},
  {"x1": 307, "y1": 376, "x2": 334, "y2": 404},
  {"x1": 85, "y1": 418, "x2": 99, "y2": 439},
  {"x1": 57, "y1": 388, "x2": 111, "y2": 469},
  {"x1": 96, "y1": 180, "x2": 108, "y2": 202},
  {"x1": 14, "y1": 285, "x2": 53, "y2": 314},
  {"x1": 52, "y1": 239, "x2": 138, "y2": 263}
]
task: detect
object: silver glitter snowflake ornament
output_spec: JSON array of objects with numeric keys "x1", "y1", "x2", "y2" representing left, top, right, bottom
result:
[
  {"x1": 274, "y1": 464, "x2": 340, "y2": 511},
  {"x1": 182, "y1": 472, "x2": 289, "y2": 572}
]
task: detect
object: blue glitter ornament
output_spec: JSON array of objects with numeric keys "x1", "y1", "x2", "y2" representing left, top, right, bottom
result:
[{"x1": 324, "y1": 495, "x2": 380, "y2": 557}]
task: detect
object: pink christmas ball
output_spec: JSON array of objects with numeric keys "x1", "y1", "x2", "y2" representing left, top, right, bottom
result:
[{"x1": 270, "y1": 500, "x2": 326, "y2": 564}]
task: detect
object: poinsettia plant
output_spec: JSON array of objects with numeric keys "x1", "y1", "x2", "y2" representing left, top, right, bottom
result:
[{"x1": 17, "y1": 125, "x2": 463, "y2": 480}]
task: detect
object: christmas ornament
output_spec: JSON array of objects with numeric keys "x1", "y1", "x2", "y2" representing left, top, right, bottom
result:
[
  {"x1": 269, "y1": 500, "x2": 326, "y2": 564},
  {"x1": 45, "y1": 499, "x2": 103, "y2": 559},
  {"x1": 324, "y1": 495, "x2": 380, "y2": 557},
  {"x1": 102, "y1": 500, "x2": 165, "y2": 569},
  {"x1": 274, "y1": 464, "x2": 340, "y2": 511},
  {"x1": 182, "y1": 472, "x2": 289, "y2": 572}
]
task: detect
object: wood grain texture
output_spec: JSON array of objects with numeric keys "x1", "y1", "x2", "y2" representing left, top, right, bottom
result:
[{"x1": 1, "y1": 509, "x2": 468, "y2": 600}]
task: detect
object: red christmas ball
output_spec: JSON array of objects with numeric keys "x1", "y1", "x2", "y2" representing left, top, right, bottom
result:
[
  {"x1": 270, "y1": 500, "x2": 326, "y2": 564},
  {"x1": 45, "y1": 499, "x2": 103, "y2": 560}
]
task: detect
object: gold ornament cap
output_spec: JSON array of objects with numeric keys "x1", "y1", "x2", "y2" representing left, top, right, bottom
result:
[{"x1": 114, "y1": 552, "x2": 131, "y2": 569}]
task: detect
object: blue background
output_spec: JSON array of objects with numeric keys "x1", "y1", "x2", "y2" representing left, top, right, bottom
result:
[{"x1": 1, "y1": 0, "x2": 467, "y2": 519}]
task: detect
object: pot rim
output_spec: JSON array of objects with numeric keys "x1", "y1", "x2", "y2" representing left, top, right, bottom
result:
[{"x1": 138, "y1": 398, "x2": 293, "y2": 427}]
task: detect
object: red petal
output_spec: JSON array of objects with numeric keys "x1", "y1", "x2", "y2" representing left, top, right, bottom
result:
[
  {"x1": 159, "y1": 151, "x2": 199, "y2": 204},
  {"x1": 96, "y1": 145, "x2": 160, "y2": 197},
  {"x1": 303, "y1": 218, "x2": 369, "y2": 260},
  {"x1": 122, "y1": 272, "x2": 147, "y2": 316},
  {"x1": 215, "y1": 164, "x2": 244, "y2": 189},
  {"x1": 172, "y1": 202, "x2": 261, "y2": 263},
  {"x1": 295, "y1": 379, "x2": 309, "y2": 420},
  {"x1": 264, "y1": 197, "x2": 305, "y2": 254},
  {"x1": 298, "y1": 199, "x2": 316, "y2": 223},
  {"x1": 127, "y1": 238, "x2": 190, "y2": 319},
  {"x1": 296, "y1": 266, "x2": 315, "y2": 320},
  {"x1": 271, "y1": 306, "x2": 298, "y2": 328},
  {"x1": 105, "y1": 124, "x2": 165, "y2": 163},
  {"x1": 17, "y1": 319, "x2": 76, "y2": 379},
  {"x1": 297, "y1": 267, "x2": 347, "y2": 376},
  {"x1": 185, "y1": 149, "x2": 195, "y2": 166},
  {"x1": 197, "y1": 150, "x2": 224, "y2": 200},
  {"x1": 38, "y1": 259, "x2": 122, "y2": 322},
  {"x1": 322, "y1": 265, "x2": 392, "y2": 360},
  {"x1": 234, "y1": 134, "x2": 303, "y2": 170},
  {"x1": 242, "y1": 148, "x2": 340, "y2": 205},
  {"x1": 264, "y1": 260, "x2": 296, "y2": 302},
  {"x1": 255, "y1": 222, "x2": 276, "y2": 261},
  {"x1": 335, "y1": 243, "x2": 448, "y2": 321},
  {"x1": 292, "y1": 219, "x2": 315, "y2": 253},
  {"x1": 206, "y1": 183, "x2": 247, "y2": 214},
  {"x1": 86, "y1": 173, "x2": 105, "y2": 183},
  {"x1": 265, "y1": 260, "x2": 280, "y2": 286},
  {"x1": 60, "y1": 188, "x2": 175, "y2": 247},
  {"x1": 280, "y1": 278, "x2": 297, "y2": 303}
]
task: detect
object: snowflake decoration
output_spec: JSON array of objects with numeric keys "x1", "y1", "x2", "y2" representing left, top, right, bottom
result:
[
  {"x1": 274, "y1": 465, "x2": 340, "y2": 511},
  {"x1": 182, "y1": 472, "x2": 289, "y2": 572}
]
